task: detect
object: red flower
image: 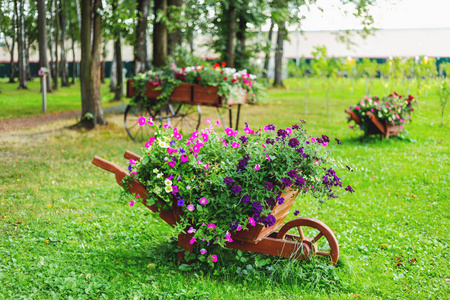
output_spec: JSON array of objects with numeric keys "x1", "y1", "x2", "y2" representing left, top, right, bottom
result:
[
  {"x1": 197, "y1": 76, "x2": 201, "y2": 82},
  {"x1": 222, "y1": 62, "x2": 226, "y2": 67},
  {"x1": 223, "y1": 77, "x2": 228, "y2": 81},
  {"x1": 214, "y1": 62, "x2": 220, "y2": 69}
]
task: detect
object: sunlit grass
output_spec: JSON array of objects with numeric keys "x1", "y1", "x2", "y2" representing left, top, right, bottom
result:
[{"x1": 0, "y1": 78, "x2": 448, "y2": 299}]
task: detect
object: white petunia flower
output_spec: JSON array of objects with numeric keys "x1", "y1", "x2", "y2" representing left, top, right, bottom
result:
[
  {"x1": 153, "y1": 168, "x2": 159, "y2": 173},
  {"x1": 165, "y1": 179, "x2": 172, "y2": 186},
  {"x1": 157, "y1": 173, "x2": 163, "y2": 178},
  {"x1": 165, "y1": 185, "x2": 173, "y2": 193}
]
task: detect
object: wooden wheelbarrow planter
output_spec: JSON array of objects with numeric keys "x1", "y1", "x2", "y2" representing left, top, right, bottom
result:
[
  {"x1": 345, "y1": 109, "x2": 403, "y2": 139},
  {"x1": 92, "y1": 152, "x2": 340, "y2": 265}
]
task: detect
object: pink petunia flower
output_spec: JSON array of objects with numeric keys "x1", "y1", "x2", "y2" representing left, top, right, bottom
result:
[
  {"x1": 207, "y1": 223, "x2": 216, "y2": 230},
  {"x1": 286, "y1": 127, "x2": 292, "y2": 134},
  {"x1": 265, "y1": 154, "x2": 271, "y2": 162},
  {"x1": 222, "y1": 140, "x2": 228, "y2": 147},
  {"x1": 232, "y1": 142, "x2": 240, "y2": 148},
  {"x1": 205, "y1": 118, "x2": 211, "y2": 124},
  {"x1": 129, "y1": 158, "x2": 136, "y2": 165},
  {"x1": 355, "y1": 106, "x2": 360, "y2": 110},
  {"x1": 172, "y1": 185, "x2": 179, "y2": 195},
  {"x1": 200, "y1": 248, "x2": 207, "y2": 255},
  {"x1": 205, "y1": 163, "x2": 209, "y2": 171},
  {"x1": 248, "y1": 217, "x2": 256, "y2": 226},
  {"x1": 163, "y1": 124, "x2": 172, "y2": 129},
  {"x1": 216, "y1": 120, "x2": 221, "y2": 127},
  {"x1": 225, "y1": 127, "x2": 234, "y2": 136},
  {"x1": 189, "y1": 238, "x2": 196, "y2": 245},
  {"x1": 173, "y1": 128, "x2": 182, "y2": 140},
  {"x1": 180, "y1": 154, "x2": 189, "y2": 163},
  {"x1": 187, "y1": 226, "x2": 196, "y2": 234},
  {"x1": 210, "y1": 254, "x2": 218, "y2": 263},
  {"x1": 187, "y1": 204, "x2": 195, "y2": 211},
  {"x1": 168, "y1": 160, "x2": 176, "y2": 168},
  {"x1": 129, "y1": 200, "x2": 135, "y2": 207},
  {"x1": 167, "y1": 147, "x2": 178, "y2": 154},
  {"x1": 255, "y1": 164, "x2": 260, "y2": 170},
  {"x1": 147, "y1": 117, "x2": 154, "y2": 125},
  {"x1": 237, "y1": 225, "x2": 242, "y2": 231},
  {"x1": 199, "y1": 197, "x2": 208, "y2": 205},
  {"x1": 349, "y1": 125, "x2": 354, "y2": 129},
  {"x1": 138, "y1": 117, "x2": 146, "y2": 126}
]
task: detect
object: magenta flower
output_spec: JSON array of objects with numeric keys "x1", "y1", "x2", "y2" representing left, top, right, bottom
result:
[
  {"x1": 349, "y1": 125, "x2": 354, "y2": 129},
  {"x1": 237, "y1": 225, "x2": 242, "y2": 231},
  {"x1": 286, "y1": 127, "x2": 292, "y2": 134},
  {"x1": 205, "y1": 163, "x2": 209, "y2": 171},
  {"x1": 207, "y1": 223, "x2": 216, "y2": 230},
  {"x1": 222, "y1": 140, "x2": 228, "y2": 147},
  {"x1": 187, "y1": 226, "x2": 196, "y2": 234},
  {"x1": 225, "y1": 127, "x2": 234, "y2": 136},
  {"x1": 129, "y1": 158, "x2": 136, "y2": 165},
  {"x1": 167, "y1": 147, "x2": 178, "y2": 154},
  {"x1": 145, "y1": 137, "x2": 156, "y2": 148},
  {"x1": 225, "y1": 232, "x2": 233, "y2": 243},
  {"x1": 129, "y1": 200, "x2": 135, "y2": 207},
  {"x1": 189, "y1": 237, "x2": 196, "y2": 244},
  {"x1": 248, "y1": 217, "x2": 256, "y2": 226},
  {"x1": 232, "y1": 142, "x2": 240, "y2": 148},
  {"x1": 163, "y1": 124, "x2": 172, "y2": 129},
  {"x1": 138, "y1": 117, "x2": 146, "y2": 126},
  {"x1": 180, "y1": 154, "x2": 189, "y2": 163},
  {"x1": 311, "y1": 137, "x2": 316, "y2": 143},
  {"x1": 210, "y1": 254, "x2": 218, "y2": 263},
  {"x1": 147, "y1": 117, "x2": 154, "y2": 125},
  {"x1": 201, "y1": 133, "x2": 209, "y2": 142},
  {"x1": 168, "y1": 160, "x2": 176, "y2": 168},
  {"x1": 265, "y1": 154, "x2": 271, "y2": 161},
  {"x1": 205, "y1": 118, "x2": 211, "y2": 124},
  {"x1": 255, "y1": 164, "x2": 260, "y2": 170},
  {"x1": 244, "y1": 126, "x2": 254, "y2": 134},
  {"x1": 187, "y1": 204, "x2": 195, "y2": 211},
  {"x1": 172, "y1": 185, "x2": 179, "y2": 195},
  {"x1": 173, "y1": 128, "x2": 182, "y2": 140},
  {"x1": 199, "y1": 197, "x2": 208, "y2": 205},
  {"x1": 216, "y1": 120, "x2": 221, "y2": 127},
  {"x1": 355, "y1": 106, "x2": 360, "y2": 110},
  {"x1": 200, "y1": 248, "x2": 207, "y2": 255}
]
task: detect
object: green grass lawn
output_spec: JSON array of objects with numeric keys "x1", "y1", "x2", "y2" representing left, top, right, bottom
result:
[
  {"x1": 0, "y1": 78, "x2": 120, "y2": 120},
  {"x1": 0, "y1": 78, "x2": 449, "y2": 299}
]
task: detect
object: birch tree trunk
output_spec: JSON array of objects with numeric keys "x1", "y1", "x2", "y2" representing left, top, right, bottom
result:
[
  {"x1": 273, "y1": 21, "x2": 286, "y2": 87},
  {"x1": 262, "y1": 21, "x2": 274, "y2": 79},
  {"x1": 60, "y1": 0, "x2": 69, "y2": 86},
  {"x1": 16, "y1": 0, "x2": 27, "y2": 89},
  {"x1": 153, "y1": 0, "x2": 167, "y2": 67},
  {"x1": 134, "y1": 0, "x2": 150, "y2": 75}
]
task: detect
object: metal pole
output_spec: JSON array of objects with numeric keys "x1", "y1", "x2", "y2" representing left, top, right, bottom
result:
[{"x1": 42, "y1": 75, "x2": 47, "y2": 113}]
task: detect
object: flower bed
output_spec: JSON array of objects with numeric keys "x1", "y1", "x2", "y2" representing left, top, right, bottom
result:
[
  {"x1": 121, "y1": 118, "x2": 353, "y2": 264},
  {"x1": 130, "y1": 63, "x2": 261, "y2": 108},
  {"x1": 346, "y1": 92, "x2": 416, "y2": 138}
]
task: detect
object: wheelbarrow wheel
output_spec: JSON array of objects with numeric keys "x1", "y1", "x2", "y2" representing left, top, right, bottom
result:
[
  {"x1": 124, "y1": 103, "x2": 155, "y2": 142},
  {"x1": 276, "y1": 217, "x2": 339, "y2": 265}
]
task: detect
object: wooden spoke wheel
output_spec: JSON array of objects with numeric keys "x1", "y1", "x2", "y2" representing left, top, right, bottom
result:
[
  {"x1": 158, "y1": 103, "x2": 201, "y2": 135},
  {"x1": 124, "y1": 103, "x2": 155, "y2": 142},
  {"x1": 276, "y1": 217, "x2": 339, "y2": 265}
]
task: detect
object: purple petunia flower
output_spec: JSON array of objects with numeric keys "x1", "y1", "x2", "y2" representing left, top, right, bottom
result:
[
  {"x1": 239, "y1": 135, "x2": 248, "y2": 144},
  {"x1": 266, "y1": 197, "x2": 276, "y2": 207},
  {"x1": 251, "y1": 201, "x2": 263, "y2": 216},
  {"x1": 300, "y1": 119, "x2": 306, "y2": 123},
  {"x1": 276, "y1": 194, "x2": 285, "y2": 205},
  {"x1": 345, "y1": 185, "x2": 355, "y2": 193},
  {"x1": 293, "y1": 210, "x2": 300, "y2": 216},
  {"x1": 264, "y1": 124, "x2": 275, "y2": 132},
  {"x1": 295, "y1": 176, "x2": 306, "y2": 187},
  {"x1": 262, "y1": 214, "x2": 276, "y2": 228},
  {"x1": 277, "y1": 129, "x2": 288, "y2": 139},
  {"x1": 223, "y1": 176, "x2": 234, "y2": 185},
  {"x1": 287, "y1": 170, "x2": 298, "y2": 178},
  {"x1": 242, "y1": 194, "x2": 251, "y2": 203},
  {"x1": 292, "y1": 124, "x2": 299, "y2": 130},
  {"x1": 282, "y1": 177, "x2": 292, "y2": 187},
  {"x1": 264, "y1": 182, "x2": 273, "y2": 190},
  {"x1": 335, "y1": 138, "x2": 342, "y2": 145},
  {"x1": 266, "y1": 138, "x2": 275, "y2": 145},
  {"x1": 179, "y1": 148, "x2": 186, "y2": 153},
  {"x1": 231, "y1": 185, "x2": 242, "y2": 194},
  {"x1": 128, "y1": 165, "x2": 132, "y2": 172},
  {"x1": 177, "y1": 199, "x2": 185, "y2": 206},
  {"x1": 322, "y1": 135, "x2": 330, "y2": 143},
  {"x1": 288, "y1": 138, "x2": 299, "y2": 148}
]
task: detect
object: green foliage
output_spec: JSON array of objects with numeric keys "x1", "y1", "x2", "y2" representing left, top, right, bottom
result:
[{"x1": 436, "y1": 79, "x2": 450, "y2": 125}]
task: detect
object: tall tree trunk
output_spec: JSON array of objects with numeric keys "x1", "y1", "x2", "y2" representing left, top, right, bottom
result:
[
  {"x1": 225, "y1": 1, "x2": 236, "y2": 68},
  {"x1": 135, "y1": 0, "x2": 151, "y2": 75},
  {"x1": 109, "y1": 48, "x2": 116, "y2": 92},
  {"x1": 167, "y1": 0, "x2": 181, "y2": 57},
  {"x1": 112, "y1": 0, "x2": 123, "y2": 101},
  {"x1": 80, "y1": 0, "x2": 105, "y2": 128},
  {"x1": 235, "y1": 7, "x2": 247, "y2": 69},
  {"x1": 145, "y1": 34, "x2": 151, "y2": 69},
  {"x1": 101, "y1": 39, "x2": 106, "y2": 83},
  {"x1": 37, "y1": 0, "x2": 53, "y2": 92},
  {"x1": 263, "y1": 21, "x2": 274, "y2": 79},
  {"x1": 48, "y1": 0, "x2": 55, "y2": 87},
  {"x1": 60, "y1": 0, "x2": 69, "y2": 86},
  {"x1": 7, "y1": 10, "x2": 16, "y2": 83},
  {"x1": 273, "y1": 21, "x2": 286, "y2": 87},
  {"x1": 53, "y1": 0, "x2": 60, "y2": 89},
  {"x1": 16, "y1": 0, "x2": 27, "y2": 89},
  {"x1": 70, "y1": 24, "x2": 76, "y2": 84},
  {"x1": 153, "y1": 0, "x2": 167, "y2": 67}
]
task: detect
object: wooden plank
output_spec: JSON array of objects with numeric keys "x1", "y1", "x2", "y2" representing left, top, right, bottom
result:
[{"x1": 345, "y1": 109, "x2": 362, "y2": 125}]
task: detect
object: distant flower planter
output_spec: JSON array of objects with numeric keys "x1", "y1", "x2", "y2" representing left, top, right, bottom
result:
[
  {"x1": 126, "y1": 80, "x2": 252, "y2": 107},
  {"x1": 346, "y1": 92, "x2": 415, "y2": 139},
  {"x1": 345, "y1": 109, "x2": 403, "y2": 139}
]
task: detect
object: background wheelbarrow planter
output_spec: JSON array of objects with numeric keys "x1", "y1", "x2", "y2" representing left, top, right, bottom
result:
[
  {"x1": 92, "y1": 120, "x2": 354, "y2": 266},
  {"x1": 345, "y1": 92, "x2": 416, "y2": 138}
]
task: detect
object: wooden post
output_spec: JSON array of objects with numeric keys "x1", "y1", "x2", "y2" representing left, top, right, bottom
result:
[{"x1": 39, "y1": 68, "x2": 48, "y2": 113}]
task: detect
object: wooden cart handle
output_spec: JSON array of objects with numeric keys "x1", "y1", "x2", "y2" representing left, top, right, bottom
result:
[
  {"x1": 92, "y1": 156, "x2": 128, "y2": 187},
  {"x1": 345, "y1": 109, "x2": 362, "y2": 125},
  {"x1": 366, "y1": 111, "x2": 386, "y2": 135},
  {"x1": 124, "y1": 150, "x2": 141, "y2": 161}
]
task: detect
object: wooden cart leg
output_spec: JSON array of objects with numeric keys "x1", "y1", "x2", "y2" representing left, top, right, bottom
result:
[{"x1": 177, "y1": 233, "x2": 193, "y2": 262}]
